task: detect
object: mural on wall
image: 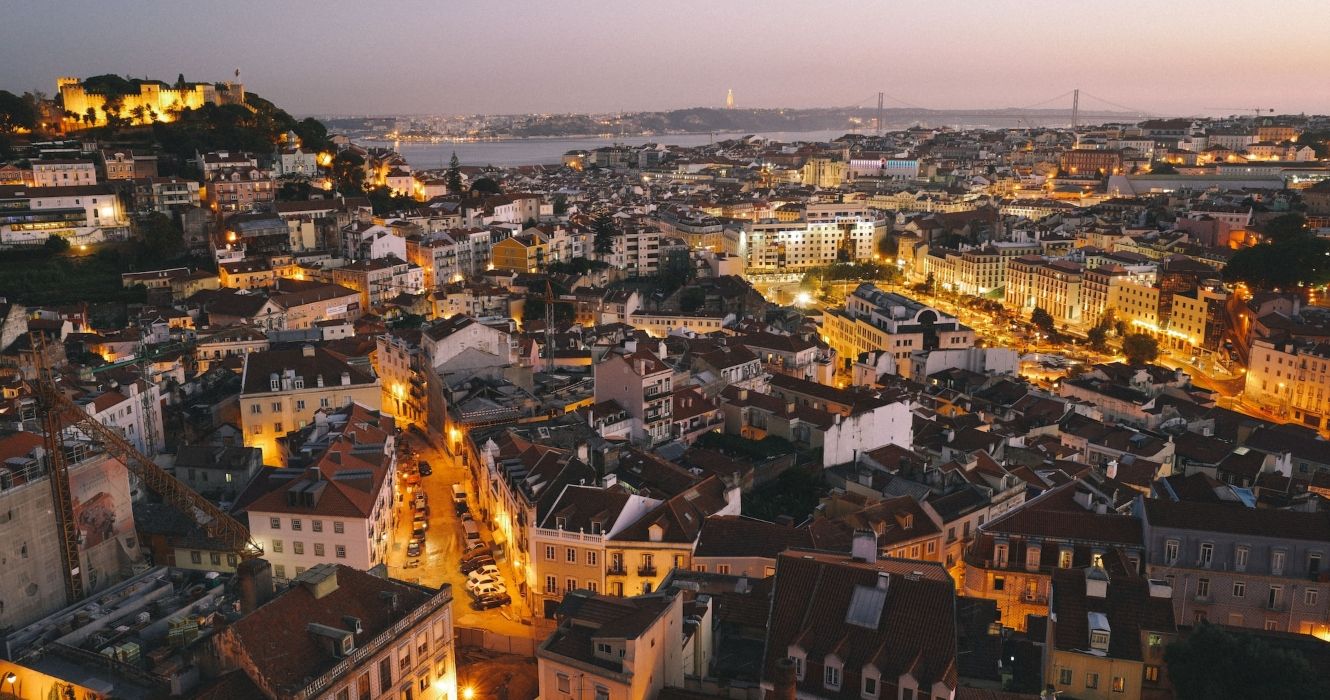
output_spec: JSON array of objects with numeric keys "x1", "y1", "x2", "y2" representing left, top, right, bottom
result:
[{"x1": 70, "y1": 456, "x2": 135, "y2": 552}]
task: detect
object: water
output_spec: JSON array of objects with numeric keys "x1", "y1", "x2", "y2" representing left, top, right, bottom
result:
[{"x1": 370, "y1": 129, "x2": 851, "y2": 169}]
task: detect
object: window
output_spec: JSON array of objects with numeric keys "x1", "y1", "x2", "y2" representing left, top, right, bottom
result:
[
  {"x1": 274, "y1": 422, "x2": 283, "y2": 433},
  {"x1": 296, "y1": 400, "x2": 306, "y2": 410},
  {"x1": 545, "y1": 576, "x2": 557, "y2": 593},
  {"x1": 567, "y1": 578, "x2": 577, "y2": 593},
  {"x1": 1273, "y1": 550, "x2": 1286, "y2": 575},
  {"x1": 556, "y1": 673, "x2": 570, "y2": 693},
  {"x1": 993, "y1": 576, "x2": 1005, "y2": 591},
  {"x1": 1145, "y1": 665, "x2": 1160, "y2": 683},
  {"x1": 566, "y1": 547, "x2": 577, "y2": 563},
  {"x1": 824, "y1": 664, "x2": 841, "y2": 690},
  {"x1": 1311, "y1": 553, "x2": 1323, "y2": 576},
  {"x1": 274, "y1": 564, "x2": 286, "y2": 579},
  {"x1": 1059, "y1": 549, "x2": 1073, "y2": 569},
  {"x1": 251, "y1": 404, "x2": 262, "y2": 414},
  {"x1": 336, "y1": 688, "x2": 350, "y2": 700},
  {"x1": 399, "y1": 645, "x2": 411, "y2": 671},
  {"x1": 1111, "y1": 676, "x2": 1125, "y2": 693},
  {"x1": 358, "y1": 673, "x2": 370, "y2": 700},
  {"x1": 336, "y1": 545, "x2": 347, "y2": 559},
  {"x1": 334, "y1": 521, "x2": 345, "y2": 534},
  {"x1": 1234, "y1": 581, "x2": 1246, "y2": 598},
  {"x1": 1197, "y1": 578, "x2": 1210, "y2": 598},
  {"x1": 314, "y1": 543, "x2": 325, "y2": 557},
  {"x1": 926, "y1": 541, "x2": 936, "y2": 555},
  {"x1": 790, "y1": 654, "x2": 804, "y2": 680},
  {"x1": 862, "y1": 674, "x2": 878, "y2": 698},
  {"x1": 210, "y1": 552, "x2": 221, "y2": 565},
  {"x1": 1058, "y1": 668, "x2": 1072, "y2": 685},
  {"x1": 586, "y1": 551, "x2": 598, "y2": 566},
  {"x1": 1307, "y1": 588, "x2": 1320, "y2": 607},
  {"x1": 313, "y1": 520, "x2": 324, "y2": 532},
  {"x1": 594, "y1": 686, "x2": 609, "y2": 700},
  {"x1": 1235, "y1": 546, "x2": 1249, "y2": 571},
  {"x1": 545, "y1": 545, "x2": 556, "y2": 560},
  {"x1": 586, "y1": 580, "x2": 598, "y2": 592},
  {"x1": 272, "y1": 539, "x2": 283, "y2": 553},
  {"x1": 1165, "y1": 539, "x2": 1179, "y2": 564},
  {"x1": 1085, "y1": 672, "x2": 1099, "y2": 689},
  {"x1": 378, "y1": 657, "x2": 393, "y2": 693},
  {"x1": 293, "y1": 542, "x2": 304, "y2": 555},
  {"x1": 190, "y1": 551, "x2": 202, "y2": 564},
  {"x1": 292, "y1": 519, "x2": 302, "y2": 531},
  {"x1": 272, "y1": 401, "x2": 282, "y2": 412},
  {"x1": 1199, "y1": 542, "x2": 1213, "y2": 566}
]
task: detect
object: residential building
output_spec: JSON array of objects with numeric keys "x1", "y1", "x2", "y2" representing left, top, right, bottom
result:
[
  {"x1": 1045, "y1": 566, "x2": 1176, "y2": 700},
  {"x1": 1004, "y1": 256, "x2": 1085, "y2": 327},
  {"x1": 0, "y1": 183, "x2": 130, "y2": 246},
  {"x1": 76, "y1": 379, "x2": 166, "y2": 455},
  {"x1": 31, "y1": 159, "x2": 98, "y2": 187},
  {"x1": 490, "y1": 231, "x2": 550, "y2": 273},
  {"x1": 1136, "y1": 497, "x2": 1330, "y2": 637},
  {"x1": 821, "y1": 284, "x2": 975, "y2": 377},
  {"x1": 238, "y1": 345, "x2": 381, "y2": 462},
  {"x1": 593, "y1": 345, "x2": 674, "y2": 445},
  {"x1": 132, "y1": 176, "x2": 201, "y2": 214},
  {"x1": 761, "y1": 543, "x2": 959, "y2": 700},
  {"x1": 537, "y1": 590, "x2": 684, "y2": 700},
  {"x1": 741, "y1": 215, "x2": 884, "y2": 273},
  {"x1": 220, "y1": 258, "x2": 276, "y2": 289},
  {"x1": 99, "y1": 148, "x2": 157, "y2": 181},
  {"x1": 207, "y1": 167, "x2": 275, "y2": 213},
  {"x1": 195, "y1": 325, "x2": 270, "y2": 372},
  {"x1": 331, "y1": 256, "x2": 424, "y2": 308},
  {"x1": 207, "y1": 563, "x2": 457, "y2": 700},
  {"x1": 172, "y1": 444, "x2": 262, "y2": 502},
  {"x1": 1243, "y1": 338, "x2": 1330, "y2": 430}
]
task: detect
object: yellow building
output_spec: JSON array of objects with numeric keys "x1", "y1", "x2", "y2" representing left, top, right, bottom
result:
[
  {"x1": 239, "y1": 345, "x2": 381, "y2": 463},
  {"x1": 800, "y1": 157, "x2": 846, "y2": 188},
  {"x1": 218, "y1": 258, "x2": 275, "y2": 289},
  {"x1": 490, "y1": 232, "x2": 549, "y2": 273},
  {"x1": 57, "y1": 75, "x2": 245, "y2": 129}
]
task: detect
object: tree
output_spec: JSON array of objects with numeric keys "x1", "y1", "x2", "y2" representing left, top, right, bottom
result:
[
  {"x1": 1261, "y1": 213, "x2": 1310, "y2": 243},
  {"x1": 43, "y1": 234, "x2": 69, "y2": 254},
  {"x1": 1122, "y1": 332, "x2": 1160, "y2": 365},
  {"x1": 923, "y1": 271, "x2": 935, "y2": 295},
  {"x1": 470, "y1": 177, "x2": 501, "y2": 195},
  {"x1": 0, "y1": 90, "x2": 37, "y2": 134},
  {"x1": 332, "y1": 150, "x2": 366, "y2": 194},
  {"x1": 1165, "y1": 623, "x2": 1328, "y2": 700},
  {"x1": 445, "y1": 152, "x2": 463, "y2": 194},
  {"x1": 1030, "y1": 306, "x2": 1055, "y2": 334},
  {"x1": 1086, "y1": 324, "x2": 1108, "y2": 351},
  {"x1": 136, "y1": 212, "x2": 183, "y2": 262},
  {"x1": 591, "y1": 209, "x2": 617, "y2": 257},
  {"x1": 552, "y1": 193, "x2": 569, "y2": 216},
  {"x1": 679, "y1": 286, "x2": 706, "y2": 313},
  {"x1": 293, "y1": 117, "x2": 330, "y2": 151}
]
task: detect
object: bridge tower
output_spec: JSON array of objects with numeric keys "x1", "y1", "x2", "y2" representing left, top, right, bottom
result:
[{"x1": 1071, "y1": 89, "x2": 1080, "y2": 129}]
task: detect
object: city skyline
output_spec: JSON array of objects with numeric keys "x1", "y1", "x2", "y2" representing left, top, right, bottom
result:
[{"x1": 3, "y1": 0, "x2": 1329, "y2": 117}]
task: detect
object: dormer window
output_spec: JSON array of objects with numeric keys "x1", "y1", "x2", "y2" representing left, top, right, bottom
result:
[
  {"x1": 787, "y1": 645, "x2": 806, "y2": 681},
  {"x1": 823, "y1": 659, "x2": 842, "y2": 690},
  {"x1": 555, "y1": 516, "x2": 567, "y2": 530},
  {"x1": 591, "y1": 521, "x2": 603, "y2": 535},
  {"x1": 861, "y1": 670, "x2": 879, "y2": 699}
]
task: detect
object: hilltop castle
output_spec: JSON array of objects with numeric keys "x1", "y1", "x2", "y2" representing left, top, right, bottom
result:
[{"x1": 57, "y1": 75, "x2": 247, "y2": 129}]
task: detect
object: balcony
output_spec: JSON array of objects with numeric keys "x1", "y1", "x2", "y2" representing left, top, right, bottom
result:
[
  {"x1": 607, "y1": 563, "x2": 626, "y2": 576},
  {"x1": 1020, "y1": 591, "x2": 1048, "y2": 605},
  {"x1": 637, "y1": 564, "x2": 658, "y2": 577}
]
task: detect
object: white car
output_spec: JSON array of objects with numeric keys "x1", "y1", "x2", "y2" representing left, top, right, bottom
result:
[
  {"x1": 467, "y1": 564, "x2": 500, "y2": 581},
  {"x1": 466, "y1": 574, "x2": 502, "y2": 592},
  {"x1": 469, "y1": 581, "x2": 507, "y2": 598}
]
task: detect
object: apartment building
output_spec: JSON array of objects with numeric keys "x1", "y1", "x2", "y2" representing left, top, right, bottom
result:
[
  {"x1": 1136, "y1": 497, "x2": 1330, "y2": 637},
  {"x1": 207, "y1": 167, "x2": 275, "y2": 213},
  {"x1": 610, "y1": 227, "x2": 661, "y2": 277},
  {"x1": 31, "y1": 159, "x2": 98, "y2": 187},
  {"x1": 821, "y1": 284, "x2": 975, "y2": 376},
  {"x1": 490, "y1": 230, "x2": 549, "y2": 273},
  {"x1": 593, "y1": 346, "x2": 674, "y2": 445},
  {"x1": 537, "y1": 590, "x2": 684, "y2": 700},
  {"x1": 237, "y1": 403, "x2": 398, "y2": 580},
  {"x1": 195, "y1": 325, "x2": 270, "y2": 372},
  {"x1": 741, "y1": 215, "x2": 884, "y2": 273},
  {"x1": 1045, "y1": 567, "x2": 1177, "y2": 700},
  {"x1": 924, "y1": 246, "x2": 1007, "y2": 297},
  {"x1": 331, "y1": 255, "x2": 424, "y2": 308},
  {"x1": 239, "y1": 345, "x2": 381, "y2": 462},
  {"x1": 208, "y1": 563, "x2": 457, "y2": 700},
  {"x1": 1242, "y1": 339, "x2": 1330, "y2": 431},
  {"x1": 76, "y1": 378, "x2": 166, "y2": 456},
  {"x1": 1005, "y1": 256, "x2": 1085, "y2": 326},
  {"x1": 0, "y1": 183, "x2": 129, "y2": 246}
]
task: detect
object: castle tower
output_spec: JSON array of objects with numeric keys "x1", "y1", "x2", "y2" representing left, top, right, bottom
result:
[{"x1": 726, "y1": 88, "x2": 734, "y2": 110}]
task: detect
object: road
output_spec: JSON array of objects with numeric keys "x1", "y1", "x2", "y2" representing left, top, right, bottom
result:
[{"x1": 386, "y1": 429, "x2": 540, "y2": 641}]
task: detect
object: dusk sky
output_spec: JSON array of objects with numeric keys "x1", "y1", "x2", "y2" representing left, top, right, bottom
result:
[{"x1": 3, "y1": 0, "x2": 1328, "y2": 117}]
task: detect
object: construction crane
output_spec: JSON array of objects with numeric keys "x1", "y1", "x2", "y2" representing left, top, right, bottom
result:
[{"x1": 29, "y1": 332, "x2": 262, "y2": 604}]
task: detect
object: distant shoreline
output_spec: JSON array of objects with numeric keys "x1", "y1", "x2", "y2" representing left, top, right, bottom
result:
[{"x1": 355, "y1": 128, "x2": 844, "y2": 145}]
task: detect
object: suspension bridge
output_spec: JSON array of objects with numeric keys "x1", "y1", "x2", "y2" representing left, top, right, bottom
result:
[{"x1": 840, "y1": 88, "x2": 1158, "y2": 130}]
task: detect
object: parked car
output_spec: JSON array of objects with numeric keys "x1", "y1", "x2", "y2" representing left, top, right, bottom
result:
[
  {"x1": 406, "y1": 539, "x2": 421, "y2": 557},
  {"x1": 461, "y1": 556, "x2": 496, "y2": 575},
  {"x1": 412, "y1": 526, "x2": 426, "y2": 540},
  {"x1": 467, "y1": 564, "x2": 500, "y2": 581},
  {"x1": 466, "y1": 573, "x2": 501, "y2": 591},
  {"x1": 472, "y1": 592, "x2": 512, "y2": 610},
  {"x1": 413, "y1": 492, "x2": 427, "y2": 509},
  {"x1": 412, "y1": 514, "x2": 428, "y2": 531},
  {"x1": 469, "y1": 581, "x2": 507, "y2": 598},
  {"x1": 418, "y1": 460, "x2": 433, "y2": 477},
  {"x1": 462, "y1": 542, "x2": 492, "y2": 559}
]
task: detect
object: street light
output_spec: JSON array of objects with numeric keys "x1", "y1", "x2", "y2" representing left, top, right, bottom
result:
[{"x1": 462, "y1": 687, "x2": 475, "y2": 700}]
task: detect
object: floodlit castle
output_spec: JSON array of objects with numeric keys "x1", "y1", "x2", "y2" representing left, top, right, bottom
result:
[{"x1": 57, "y1": 74, "x2": 247, "y2": 129}]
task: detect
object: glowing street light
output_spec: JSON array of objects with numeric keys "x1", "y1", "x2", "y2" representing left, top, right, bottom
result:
[
  {"x1": 794, "y1": 291, "x2": 812, "y2": 306},
  {"x1": 462, "y1": 687, "x2": 475, "y2": 700}
]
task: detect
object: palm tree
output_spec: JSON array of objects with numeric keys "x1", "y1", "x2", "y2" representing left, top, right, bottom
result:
[
  {"x1": 83, "y1": 107, "x2": 96, "y2": 125},
  {"x1": 130, "y1": 105, "x2": 146, "y2": 125}
]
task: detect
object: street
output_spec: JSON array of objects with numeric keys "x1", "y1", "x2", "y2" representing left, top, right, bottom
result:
[{"x1": 387, "y1": 429, "x2": 541, "y2": 641}]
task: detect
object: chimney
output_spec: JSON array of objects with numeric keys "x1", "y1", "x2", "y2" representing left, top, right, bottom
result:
[
  {"x1": 1106, "y1": 459, "x2": 1118, "y2": 479},
  {"x1": 851, "y1": 529, "x2": 877, "y2": 563},
  {"x1": 772, "y1": 657, "x2": 797, "y2": 700},
  {"x1": 302, "y1": 344, "x2": 316, "y2": 357},
  {"x1": 309, "y1": 465, "x2": 322, "y2": 481},
  {"x1": 876, "y1": 571, "x2": 890, "y2": 590},
  {"x1": 237, "y1": 558, "x2": 274, "y2": 615},
  {"x1": 340, "y1": 371, "x2": 351, "y2": 386}
]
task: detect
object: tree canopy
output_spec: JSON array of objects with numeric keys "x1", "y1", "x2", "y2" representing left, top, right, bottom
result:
[
  {"x1": 1224, "y1": 215, "x2": 1330, "y2": 289},
  {"x1": 1030, "y1": 306, "x2": 1055, "y2": 334},
  {"x1": 1165, "y1": 623, "x2": 1329, "y2": 700},
  {"x1": 470, "y1": 177, "x2": 502, "y2": 195},
  {"x1": 0, "y1": 90, "x2": 36, "y2": 134},
  {"x1": 1122, "y1": 332, "x2": 1160, "y2": 365},
  {"x1": 446, "y1": 152, "x2": 463, "y2": 194}
]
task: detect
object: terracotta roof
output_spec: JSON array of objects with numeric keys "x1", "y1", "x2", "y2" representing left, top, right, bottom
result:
[
  {"x1": 1141, "y1": 499, "x2": 1330, "y2": 542},
  {"x1": 240, "y1": 346, "x2": 376, "y2": 395},
  {"x1": 764, "y1": 551, "x2": 958, "y2": 696},
  {"x1": 1049, "y1": 568, "x2": 1175, "y2": 661},
  {"x1": 694, "y1": 515, "x2": 814, "y2": 559}
]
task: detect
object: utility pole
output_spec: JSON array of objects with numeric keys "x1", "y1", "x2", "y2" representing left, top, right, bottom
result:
[
  {"x1": 876, "y1": 92, "x2": 884, "y2": 136},
  {"x1": 1071, "y1": 89, "x2": 1080, "y2": 130}
]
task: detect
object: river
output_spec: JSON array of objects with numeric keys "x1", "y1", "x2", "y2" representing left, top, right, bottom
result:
[{"x1": 368, "y1": 129, "x2": 851, "y2": 169}]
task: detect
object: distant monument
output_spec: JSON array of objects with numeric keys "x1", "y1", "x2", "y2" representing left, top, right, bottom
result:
[{"x1": 726, "y1": 88, "x2": 735, "y2": 110}]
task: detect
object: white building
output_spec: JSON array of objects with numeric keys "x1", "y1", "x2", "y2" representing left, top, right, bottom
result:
[
  {"x1": 0, "y1": 184, "x2": 129, "y2": 246},
  {"x1": 76, "y1": 379, "x2": 166, "y2": 456},
  {"x1": 32, "y1": 159, "x2": 99, "y2": 187},
  {"x1": 741, "y1": 215, "x2": 885, "y2": 273}
]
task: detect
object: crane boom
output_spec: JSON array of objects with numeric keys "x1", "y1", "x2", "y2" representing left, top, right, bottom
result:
[{"x1": 27, "y1": 332, "x2": 262, "y2": 604}]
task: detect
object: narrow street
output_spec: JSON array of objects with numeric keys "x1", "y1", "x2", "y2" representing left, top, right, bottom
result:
[{"x1": 386, "y1": 429, "x2": 541, "y2": 641}]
